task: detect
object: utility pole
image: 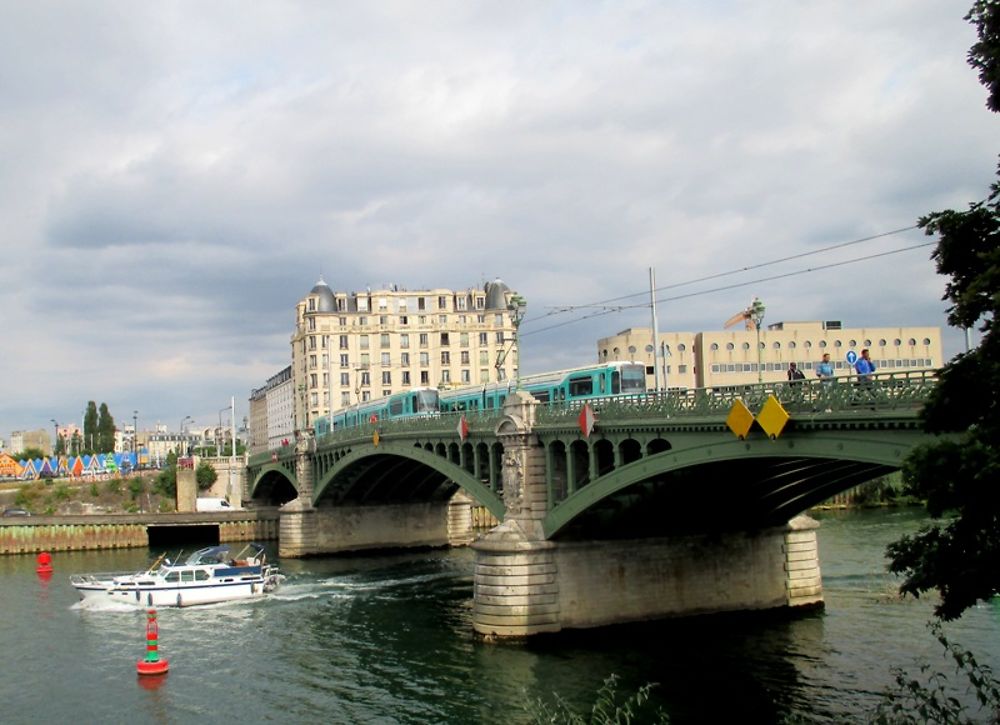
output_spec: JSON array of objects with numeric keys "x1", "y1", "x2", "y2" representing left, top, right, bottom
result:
[{"x1": 649, "y1": 267, "x2": 660, "y2": 391}]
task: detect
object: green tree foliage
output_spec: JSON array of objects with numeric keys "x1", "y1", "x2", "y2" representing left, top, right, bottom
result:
[
  {"x1": 54, "y1": 434, "x2": 66, "y2": 456},
  {"x1": 887, "y1": 2, "x2": 1000, "y2": 621},
  {"x1": 83, "y1": 401, "x2": 98, "y2": 453},
  {"x1": 14, "y1": 447, "x2": 47, "y2": 461},
  {"x1": 155, "y1": 450, "x2": 178, "y2": 496},
  {"x1": 97, "y1": 403, "x2": 115, "y2": 454},
  {"x1": 195, "y1": 460, "x2": 218, "y2": 491}
]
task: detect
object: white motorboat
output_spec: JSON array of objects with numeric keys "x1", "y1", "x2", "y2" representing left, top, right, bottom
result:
[{"x1": 70, "y1": 543, "x2": 282, "y2": 608}]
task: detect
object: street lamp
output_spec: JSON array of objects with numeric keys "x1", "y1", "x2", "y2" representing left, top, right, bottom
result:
[
  {"x1": 219, "y1": 406, "x2": 231, "y2": 455},
  {"x1": 749, "y1": 297, "x2": 766, "y2": 383},
  {"x1": 180, "y1": 415, "x2": 192, "y2": 433},
  {"x1": 50, "y1": 419, "x2": 59, "y2": 455},
  {"x1": 507, "y1": 294, "x2": 527, "y2": 389}
]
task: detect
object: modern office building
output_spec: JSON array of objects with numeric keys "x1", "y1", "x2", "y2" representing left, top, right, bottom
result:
[
  {"x1": 290, "y1": 277, "x2": 521, "y2": 433},
  {"x1": 597, "y1": 320, "x2": 943, "y2": 390}
]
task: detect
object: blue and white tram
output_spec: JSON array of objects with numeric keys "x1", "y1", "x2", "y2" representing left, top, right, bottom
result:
[
  {"x1": 314, "y1": 387, "x2": 440, "y2": 436},
  {"x1": 438, "y1": 360, "x2": 647, "y2": 412}
]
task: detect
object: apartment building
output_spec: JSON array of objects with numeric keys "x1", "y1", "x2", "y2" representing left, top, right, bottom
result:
[
  {"x1": 598, "y1": 320, "x2": 943, "y2": 390},
  {"x1": 289, "y1": 277, "x2": 520, "y2": 433}
]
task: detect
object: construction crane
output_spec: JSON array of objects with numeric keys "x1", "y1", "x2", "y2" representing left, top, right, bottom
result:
[{"x1": 724, "y1": 297, "x2": 766, "y2": 330}]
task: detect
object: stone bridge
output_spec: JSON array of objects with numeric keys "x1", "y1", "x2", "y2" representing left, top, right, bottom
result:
[{"x1": 245, "y1": 370, "x2": 937, "y2": 637}]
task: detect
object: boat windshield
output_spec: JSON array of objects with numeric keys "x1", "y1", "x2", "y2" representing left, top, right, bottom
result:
[{"x1": 185, "y1": 545, "x2": 231, "y2": 566}]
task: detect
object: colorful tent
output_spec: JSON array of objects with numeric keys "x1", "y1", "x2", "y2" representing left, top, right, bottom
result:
[
  {"x1": 70, "y1": 456, "x2": 84, "y2": 477},
  {"x1": 18, "y1": 459, "x2": 37, "y2": 480}
]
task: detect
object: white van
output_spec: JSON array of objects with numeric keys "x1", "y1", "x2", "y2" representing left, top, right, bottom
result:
[{"x1": 195, "y1": 497, "x2": 236, "y2": 512}]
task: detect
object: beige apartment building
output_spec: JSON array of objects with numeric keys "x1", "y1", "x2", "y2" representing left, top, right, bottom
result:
[
  {"x1": 290, "y1": 277, "x2": 521, "y2": 432},
  {"x1": 598, "y1": 320, "x2": 943, "y2": 390}
]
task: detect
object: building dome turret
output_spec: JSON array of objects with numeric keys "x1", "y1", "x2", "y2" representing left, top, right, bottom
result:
[
  {"x1": 310, "y1": 277, "x2": 336, "y2": 312},
  {"x1": 484, "y1": 278, "x2": 512, "y2": 310}
]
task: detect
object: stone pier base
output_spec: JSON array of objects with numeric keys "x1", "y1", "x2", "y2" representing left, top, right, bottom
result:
[
  {"x1": 447, "y1": 490, "x2": 475, "y2": 546},
  {"x1": 472, "y1": 515, "x2": 822, "y2": 637}
]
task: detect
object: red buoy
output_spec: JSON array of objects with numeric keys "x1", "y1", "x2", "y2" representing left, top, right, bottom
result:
[
  {"x1": 136, "y1": 609, "x2": 169, "y2": 676},
  {"x1": 35, "y1": 551, "x2": 53, "y2": 574}
]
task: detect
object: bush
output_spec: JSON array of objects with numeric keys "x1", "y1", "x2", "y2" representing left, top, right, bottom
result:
[
  {"x1": 89, "y1": 482, "x2": 99, "y2": 498},
  {"x1": 104, "y1": 478, "x2": 122, "y2": 496},
  {"x1": 525, "y1": 674, "x2": 668, "y2": 724},
  {"x1": 54, "y1": 484, "x2": 71, "y2": 501},
  {"x1": 128, "y1": 478, "x2": 144, "y2": 500},
  {"x1": 196, "y1": 461, "x2": 218, "y2": 491},
  {"x1": 872, "y1": 621, "x2": 1000, "y2": 723}
]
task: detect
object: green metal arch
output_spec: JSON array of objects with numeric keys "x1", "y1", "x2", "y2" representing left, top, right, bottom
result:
[
  {"x1": 313, "y1": 441, "x2": 506, "y2": 519},
  {"x1": 249, "y1": 463, "x2": 300, "y2": 497},
  {"x1": 542, "y1": 429, "x2": 926, "y2": 538}
]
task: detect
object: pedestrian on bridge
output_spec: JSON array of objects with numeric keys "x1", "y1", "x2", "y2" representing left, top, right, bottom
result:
[
  {"x1": 855, "y1": 349, "x2": 877, "y2": 382},
  {"x1": 815, "y1": 353, "x2": 835, "y2": 412}
]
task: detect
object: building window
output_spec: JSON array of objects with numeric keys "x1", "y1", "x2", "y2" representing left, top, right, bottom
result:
[
  {"x1": 402, "y1": 371, "x2": 411, "y2": 385},
  {"x1": 819, "y1": 340, "x2": 827, "y2": 348},
  {"x1": 340, "y1": 354, "x2": 349, "y2": 368},
  {"x1": 438, "y1": 296, "x2": 448, "y2": 310},
  {"x1": 457, "y1": 297, "x2": 467, "y2": 311},
  {"x1": 773, "y1": 342, "x2": 781, "y2": 349},
  {"x1": 381, "y1": 353, "x2": 390, "y2": 366},
  {"x1": 460, "y1": 332, "x2": 469, "y2": 347},
  {"x1": 788, "y1": 341, "x2": 796, "y2": 349},
  {"x1": 894, "y1": 338, "x2": 902, "y2": 346},
  {"x1": 496, "y1": 332, "x2": 505, "y2": 344},
  {"x1": 922, "y1": 338, "x2": 931, "y2": 345},
  {"x1": 441, "y1": 351, "x2": 451, "y2": 365},
  {"x1": 310, "y1": 374, "x2": 317, "y2": 388},
  {"x1": 308, "y1": 298, "x2": 315, "y2": 311},
  {"x1": 360, "y1": 335, "x2": 369, "y2": 350},
  {"x1": 401, "y1": 352, "x2": 410, "y2": 366},
  {"x1": 359, "y1": 316, "x2": 367, "y2": 326},
  {"x1": 908, "y1": 338, "x2": 917, "y2": 346},
  {"x1": 360, "y1": 371, "x2": 370, "y2": 386},
  {"x1": 339, "y1": 316, "x2": 347, "y2": 326},
  {"x1": 400, "y1": 334, "x2": 410, "y2": 348},
  {"x1": 362, "y1": 391, "x2": 371, "y2": 402},
  {"x1": 849, "y1": 339, "x2": 857, "y2": 348},
  {"x1": 380, "y1": 333, "x2": 390, "y2": 348},
  {"x1": 726, "y1": 343, "x2": 735, "y2": 350},
  {"x1": 420, "y1": 371, "x2": 429, "y2": 384},
  {"x1": 340, "y1": 373, "x2": 350, "y2": 386},
  {"x1": 341, "y1": 392, "x2": 351, "y2": 406},
  {"x1": 479, "y1": 332, "x2": 488, "y2": 345},
  {"x1": 834, "y1": 340, "x2": 842, "y2": 347},
  {"x1": 678, "y1": 364, "x2": 688, "y2": 373},
  {"x1": 479, "y1": 350, "x2": 489, "y2": 365},
  {"x1": 461, "y1": 369, "x2": 471, "y2": 383},
  {"x1": 339, "y1": 335, "x2": 349, "y2": 350},
  {"x1": 461, "y1": 351, "x2": 470, "y2": 365},
  {"x1": 742, "y1": 342, "x2": 750, "y2": 350},
  {"x1": 441, "y1": 370, "x2": 451, "y2": 383},
  {"x1": 308, "y1": 336, "x2": 317, "y2": 350},
  {"x1": 475, "y1": 297, "x2": 485, "y2": 309},
  {"x1": 879, "y1": 339, "x2": 887, "y2": 347},
  {"x1": 419, "y1": 333, "x2": 428, "y2": 347},
  {"x1": 678, "y1": 344, "x2": 686, "y2": 352},
  {"x1": 420, "y1": 352, "x2": 429, "y2": 367},
  {"x1": 382, "y1": 371, "x2": 392, "y2": 385},
  {"x1": 379, "y1": 315, "x2": 388, "y2": 325},
  {"x1": 441, "y1": 332, "x2": 450, "y2": 346},
  {"x1": 400, "y1": 315, "x2": 408, "y2": 326},
  {"x1": 360, "y1": 353, "x2": 370, "y2": 367},
  {"x1": 710, "y1": 343, "x2": 719, "y2": 351}
]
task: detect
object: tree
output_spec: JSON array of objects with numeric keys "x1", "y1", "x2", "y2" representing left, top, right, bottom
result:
[
  {"x1": 97, "y1": 403, "x2": 115, "y2": 454},
  {"x1": 196, "y1": 461, "x2": 218, "y2": 491},
  {"x1": 886, "y1": 1, "x2": 1000, "y2": 621},
  {"x1": 83, "y1": 401, "x2": 98, "y2": 453},
  {"x1": 54, "y1": 434, "x2": 66, "y2": 456}
]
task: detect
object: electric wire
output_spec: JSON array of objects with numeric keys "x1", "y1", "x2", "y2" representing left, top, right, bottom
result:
[
  {"x1": 521, "y1": 240, "x2": 935, "y2": 338},
  {"x1": 526, "y1": 224, "x2": 920, "y2": 324}
]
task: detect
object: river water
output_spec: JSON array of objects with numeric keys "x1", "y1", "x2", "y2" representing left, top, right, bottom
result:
[{"x1": 1, "y1": 507, "x2": 998, "y2": 723}]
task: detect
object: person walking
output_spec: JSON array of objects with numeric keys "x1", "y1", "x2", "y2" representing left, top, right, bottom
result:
[
  {"x1": 855, "y1": 348, "x2": 877, "y2": 381},
  {"x1": 816, "y1": 353, "x2": 834, "y2": 382},
  {"x1": 787, "y1": 362, "x2": 805, "y2": 384}
]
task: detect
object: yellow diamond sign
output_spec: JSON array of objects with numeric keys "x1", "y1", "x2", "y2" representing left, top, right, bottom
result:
[
  {"x1": 726, "y1": 399, "x2": 755, "y2": 439},
  {"x1": 756, "y1": 395, "x2": 790, "y2": 439}
]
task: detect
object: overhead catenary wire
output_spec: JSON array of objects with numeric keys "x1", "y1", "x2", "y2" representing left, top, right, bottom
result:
[
  {"x1": 523, "y1": 224, "x2": 920, "y2": 325},
  {"x1": 520, "y1": 239, "x2": 935, "y2": 338}
]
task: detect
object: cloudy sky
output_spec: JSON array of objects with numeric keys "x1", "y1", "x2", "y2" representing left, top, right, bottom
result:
[{"x1": 1, "y1": 1, "x2": 995, "y2": 441}]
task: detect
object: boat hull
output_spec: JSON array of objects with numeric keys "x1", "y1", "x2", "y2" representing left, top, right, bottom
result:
[{"x1": 73, "y1": 577, "x2": 275, "y2": 607}]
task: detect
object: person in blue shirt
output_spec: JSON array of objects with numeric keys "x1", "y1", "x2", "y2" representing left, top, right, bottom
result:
[
  {"x1": 855, "y1": 348, "x2": 877, "y2": 381},
  {"x1": 816, "y1": 353, "x2": 834, "y2": 382}
]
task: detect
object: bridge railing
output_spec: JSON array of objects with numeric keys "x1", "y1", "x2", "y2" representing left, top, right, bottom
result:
[{"x1": 534, "y1": 368, "x2": 938, "y2": 424}]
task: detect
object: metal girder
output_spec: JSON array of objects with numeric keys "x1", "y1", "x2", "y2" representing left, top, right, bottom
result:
[
  {"x1": 542, "y1": 428, "x2": 928, "y2": 538},
  {"x1": 312, "y1": 441, "x2": 505, "y2": 518}
]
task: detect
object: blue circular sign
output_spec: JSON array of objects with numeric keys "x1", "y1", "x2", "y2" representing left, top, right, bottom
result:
[{"x1": 845, "y1": 350, "x2": 858, "y2": 365}]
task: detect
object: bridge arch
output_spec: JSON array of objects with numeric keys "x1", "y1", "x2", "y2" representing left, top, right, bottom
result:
[
  {"x1": 313, "y1": 441, "x2": 505, "y2": 518},
  {"x1": 543, "y1": 429, "x2": 924, "y2": 539},
  {"x1": 248, "y1": 463, "x2": 299, "y2": 506}
]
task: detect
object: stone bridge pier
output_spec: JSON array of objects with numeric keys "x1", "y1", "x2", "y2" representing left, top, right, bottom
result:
[{"x1": 471, "y1": 392, "x2": 824, "y2": 639}]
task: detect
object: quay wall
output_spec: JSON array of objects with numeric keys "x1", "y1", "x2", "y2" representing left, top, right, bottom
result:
[
  {"x1": 0, "y1": 510, "x2": 280, "y2": 555},
  {"x1": 311, "y1": 502, "x2": 451, "y2": 555}
]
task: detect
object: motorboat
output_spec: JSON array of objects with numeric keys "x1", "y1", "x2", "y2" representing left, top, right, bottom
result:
[{"x1": 70, "y1": 543, "x2": 282, "y2": 608}]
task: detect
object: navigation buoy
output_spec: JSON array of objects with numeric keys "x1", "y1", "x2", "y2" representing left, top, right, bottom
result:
[
  {"x1": 36, "y1": 551, "x2": 53, "y2": 575},
  {"x1": 136, "y1": 609, "x2": 169, "y2": 676}
]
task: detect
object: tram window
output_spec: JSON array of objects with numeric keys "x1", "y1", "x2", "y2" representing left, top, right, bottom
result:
[
  {"x1": 389, "y1": 399, "x2": 403, "y2": 415},
  {"x1": 531, "y1": 391, "x2": 550, "y2": 403},
  {"x1": 610, "y1": 372, "x2": 619, "y2": 394},
  {"x1": 600, "y1": 376, "x2": 608, "y2": 394},
  {"x1": 569, "y1": 377, "x2": 593, "y2": 396}
]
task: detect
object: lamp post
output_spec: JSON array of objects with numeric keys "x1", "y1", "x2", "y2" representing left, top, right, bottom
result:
[
  {"x1": 749, "y1": 297, "x2": 766, "y2": 383},
  {"x1": 133, "y1": 410, "x2": 139, "y2": 469},
  {"x1": 507, "y1": 294, "x2": 527, "y2": 389},
  {"x1": 218, "y1": 406, "x2": 230, "y2": 456},
  {"x1": 50, "y1": 419, "x2": 59, "y2": 455},
  {"x1": 180, "y1": 415, "x2": 192, "y2": 434}
]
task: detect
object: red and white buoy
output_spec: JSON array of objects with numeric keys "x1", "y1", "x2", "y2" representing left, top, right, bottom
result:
[{"x1": 136, "y1": 609, "x2": 169, "y2": 676}]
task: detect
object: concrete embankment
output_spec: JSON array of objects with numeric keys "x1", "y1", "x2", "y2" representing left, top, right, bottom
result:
[{"x1": 0, "y1": 509, "x2": 279, "y2": 555}]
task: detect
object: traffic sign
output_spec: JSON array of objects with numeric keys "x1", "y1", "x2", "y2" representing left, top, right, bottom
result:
[{"x1": 845, "y1": 350, "x2": 858, "y2": 365}]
